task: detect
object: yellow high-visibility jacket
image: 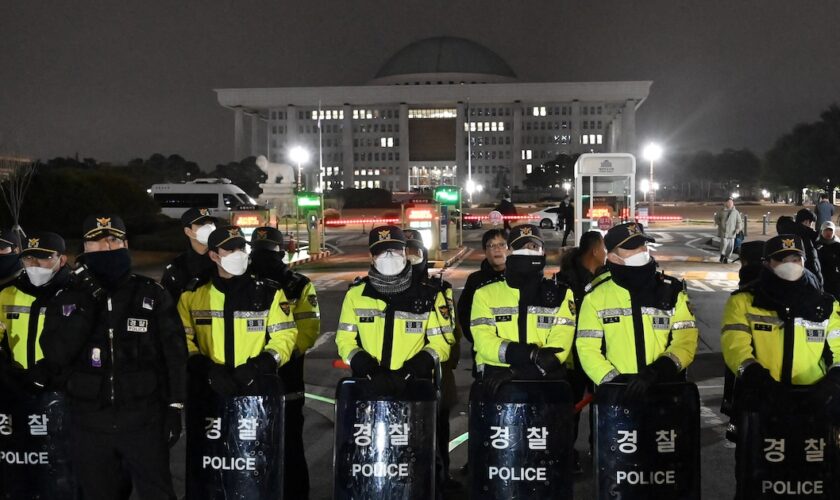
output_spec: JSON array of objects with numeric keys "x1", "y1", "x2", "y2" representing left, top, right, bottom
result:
[
  {"x1": 178, "y1": 276, "x2": 297, "y2": 368},
  {"x1": 470, "y1": 279, "x2": 576, "y2": 369},
  {"x1": 576, "y1": 272, "x2": 698, "y2": 384},
  {"x1": 721, "y1": 289, "x2": 840, "y2": 384},
  {"x1": 336, "y1": 277, "x2": 453, "y2": 369}
]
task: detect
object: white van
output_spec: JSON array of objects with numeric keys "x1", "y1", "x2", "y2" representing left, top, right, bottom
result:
[{"x1": 150, "y1": 178, "x2": 260, "y2": 219}]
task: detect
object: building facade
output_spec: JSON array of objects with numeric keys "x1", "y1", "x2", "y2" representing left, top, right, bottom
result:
[{"x1": 216, "y1": 37, "x2": 650, "y2": 199}]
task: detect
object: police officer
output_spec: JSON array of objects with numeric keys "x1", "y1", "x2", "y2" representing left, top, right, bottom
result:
[
  {"x1": 470, "y1": 224, "x2": 576, "y2": 392},
  {"x1": 248, "y1": 226, "x2": 319, "y2": 499},
  {"x1": 0, "y1": 228, "x2": 22, "y2": 288},
  {"x1": 0, "y1": 232, "x2": 73, "y2": 396},
  {"x1": 721, "y1": 235, "x2": 840, "y2": 411},
  {"x1": 40, "y1": 214, "x2": 187, "y2": 500},
  {"x1": 160, "y1": 207, "x2": 217, "y2": 302},
  {"x1": 404, "y1": 228, "x2": 461, "y2": 491},
  {"x1": 179, "y1": 226, "x2": 298, "y2": 396},
  {"x1": 336, "y1": 225, "x2": 453, "y2": 395},
  {"x1": 576, "y1": 223, "x2": 698, "y2": 399}
]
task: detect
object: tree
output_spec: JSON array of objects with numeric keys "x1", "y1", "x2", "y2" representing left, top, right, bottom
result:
[
  {"x1": 523, "y1": 153, "x2": 577, "y2": 189},
  {"x1": 209, "y1": 156, "x2": 267, "y2": 198}
]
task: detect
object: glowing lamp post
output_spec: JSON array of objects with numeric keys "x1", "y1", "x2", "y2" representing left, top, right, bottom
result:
[
  {"x1": 642, "y1": 143, "x2": 663, "y2": 216},
  {"x1": 288, "y1": 146, "x2": 310, "y2": 192}
]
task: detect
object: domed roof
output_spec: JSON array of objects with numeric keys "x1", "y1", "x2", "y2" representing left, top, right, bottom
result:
[{"x1": 374, "y1": 37, "x2": 516, "y2": 80}]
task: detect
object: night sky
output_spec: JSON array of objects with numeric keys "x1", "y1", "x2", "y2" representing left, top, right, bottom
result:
[{"x1": 2, "y1": 1, "x2": 838, "y2": 170}]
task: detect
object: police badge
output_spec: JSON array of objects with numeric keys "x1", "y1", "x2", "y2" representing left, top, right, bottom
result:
[
  {"x1": 307, "y1": 295, "x2": 318, "y2": 308},
  {"x1": 568, "y1": 299, "x2": 576, "y2": 317},
  {"x1": 279, "y1": 302, "x2": 291, "y2": 315},
  {"x1": 438, "y1": 304, "x2": 451, "y2": 321}
]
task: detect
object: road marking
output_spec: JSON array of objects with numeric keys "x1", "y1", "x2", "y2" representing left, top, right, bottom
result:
[
  {"x1": 686, "y1": 237, "x2": 718, "y2": 255},
  {"x1": 305, "y1": 393, "x2": 337, "y2": 405},
  {"x1": 449, "y1": 432, "x2": 469, "y2": 452}
]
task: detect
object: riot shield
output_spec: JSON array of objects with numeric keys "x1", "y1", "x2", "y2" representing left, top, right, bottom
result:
[
  {"x1": 0, "y1": 390, "x2": 78, "y2": 500},
  {"x1": 468, "y1": 379, "x2": 575, "y2": 499},
  {"x1": 333, "y1": 378, "x2": 437, "y2": 500},
  {"x1": 185, "y1": 375, "x2": 285, "y2": 500},
  {"x1": 735, "y1": 387, "x2": 840, "y2": 499},
  {"x1": 593, "y1": 382, "x2": 700, "y2": 500}
]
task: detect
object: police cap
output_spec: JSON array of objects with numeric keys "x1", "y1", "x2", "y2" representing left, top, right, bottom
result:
[
  {"x1": 604, "y1": 222, "x2": 655, "y2": 252},
  {"x1": 82, "y1": 214, "x2": 127, "y2": 241},
  {"x1": 0, "y1": 228, "x2": 20, "y2": 250},
  {"x1": 180, "y1": 207, "x2": 215, "y2": 227},
  {"x1": 208, "y1": 226, "x2": 247, "y2": 251},
  {"x1": 21, "y1": 231, "x2": 66, "y2": 257},
  {"x1": 508, "y1": 224, "x2": 543, "y2": 250},
  {"x1": 763, "y1": 234, "x2": 805, "y2": 260},
  {"x1": 250, "y1": 226, "x2": 284, "y2": 251},
  {"x1": 369, "y1": 225, "x2": 406, "y2": 253}
]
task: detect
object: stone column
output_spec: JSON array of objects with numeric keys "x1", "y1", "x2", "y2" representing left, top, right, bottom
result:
[
  {"x1": 250, "y1": 114, "x2": 259, "y2": 158},
  {"x1": 570, "y1": 100, "x2": 581, "y2": 155},
  {"x1": 620, "y1": 99, "x2": 637, "y2": 154},
  {"x1": 510, "y1": 103, "x2": 522, "y2": 192},
  {"x1": 234, "y1": 108, "x2": 244, "y2": 161},
  {"x1": 342, "y1": 104, "x2": 354, "y2": 189},
  {"x1": 398, "y1": 103, "x2": 410, "y2": 191},
  {"x1": 456, "y1": 102, "x2": 466, "y2": 190}
]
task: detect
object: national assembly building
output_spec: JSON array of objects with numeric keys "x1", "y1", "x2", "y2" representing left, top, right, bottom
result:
[{"x1": 215, "y1": 36, "x2": 650, "y2": 201}]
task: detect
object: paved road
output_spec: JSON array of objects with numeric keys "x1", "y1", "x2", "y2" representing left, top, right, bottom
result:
[{"x1": 279, "y1": 226, "x2": 742, "y2": 499}]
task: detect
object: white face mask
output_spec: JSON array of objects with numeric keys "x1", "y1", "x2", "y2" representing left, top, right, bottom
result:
[
  {"x1": 407, "y1": 254, "x2": 424, "y2": 265},
  {"x1": 622, "y1": 250, "x2": 651, "y2": 267},
  {"x1": 194, "y1": 224, "x2": 216, "y2": 245},
  {"x1": 773, "y1": 261, "x2": 804, "y2": 281},
  {"x1": 374, "y1": 252, "x2": 407, "y2": 276},
  {"x1": 511, "y1": 248, "x2": 543, "y2": 256},
  {"x1": 220, "y1": 251, "x2": 249, "y2": 276},
  {"x1": 26, "y1": 261, "x2": 60, "y2": 287}
]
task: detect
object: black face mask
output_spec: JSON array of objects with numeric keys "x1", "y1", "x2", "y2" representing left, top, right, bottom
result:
[
  {"x1": 250, "y1": 249, "x2": 286, "y2": 277},
  {"x1": 0, "y1": 253, "x2": 21, "y2": 279},
  {"x1": 505, "y1": 254, "x2": 546, "y2": 288},
  {"x1": 84, "y1": 248, "x2": 131, "y2": 286}
]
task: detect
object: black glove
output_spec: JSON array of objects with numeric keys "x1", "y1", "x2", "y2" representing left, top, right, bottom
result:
[
  {"x1": 349, "y1": 351, "x2": 381, "y2": 379},
  {"x1": 624, "y1": 357, "x2": 678, "y2": 401},
  {"x1": 812, "y1": 369, "x2": 840, "y2": 408},
  {"x1": 26, "y1": 360, "x2": 54, "y2": 391},
  {"x1": 0, "y1": 363, "x2": 29, "y2": 400},
  {"x1": 368, "y1": 370, "x2": 407, "y2": 397},
  {"x1": 72, "y1": 266, "x2": 106, "y2": 302},
  {"x1": 505, "y1": 342, "x2": 537, "y2": 370},
  {"x1": 400, "y1": 351, "x2": 436, "y2": 380},
  {"x1": 531, "y1": 347, "x2": 565, "y2": 377},
  {"x1": 233, "y1": 352, "x2": 278, "y2": 389},
  {"x1": 187, "y1": 354, "x2": 213, "y2": 377},
  {"x1": 737, "y1": 362, "x2": 777, "y2": 410},
  {"x1": 482, "y1": 369, "x2": 515, "y2": 398},
  {"x1": 208, "y1": 364, "x2": 238, "y2": 397},
  {"x1": 165, "y1": 405, "x2": 183, "y2": 448}
]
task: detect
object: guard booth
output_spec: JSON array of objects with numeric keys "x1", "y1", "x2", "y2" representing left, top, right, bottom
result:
[
  {"x1": 296, "y1": 191, "x2": 323, "y2": 253},
  {"x1": 574, "y1": 153, "x2": 636, "y2": 245},
  {"x1": 433, "y1": 185, "x2": 462, "y2": 251},
  {"x1": 403, "y1": 201, "x2": 439, "y2": 256}
]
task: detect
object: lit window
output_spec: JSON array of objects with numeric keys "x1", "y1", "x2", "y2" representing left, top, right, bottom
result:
[
  {"x1": 339, "y1": 110, "x2": 344, "y2": 119},
  {"x1": 375, "y1": 169, "x2": 380, "y2": 175},
  {"x1": 540, "y1": 106, "x2": 547, "y2": 116},
  {"x1": 366, "y1": 111, "x2": 373, "y2": 119},
  {"x1": 582, "y1": 135, "x2": 589, "y2": 144},
  {"x1": 353, "y1": 110, "x2": 359, "y2": 120},
  {"x1": 526, "y1": 164, "x2": 533, "y2": 174},
  {"x1": 491, "y1": 122, "x2": 497, "y2": 132},
  {"x1": 597, "y1": 134, "x2": 603, "y2": 144},
  {"x1": 590, "y1": 134, "x2": 596, "y2": 144},
  {"x1": 387, "y1": 137, "x2": 394, "y2": 147},
  {"x1": 532, "y1": 107, "x2": 540, "y2": 116},
  {"x1": 380, "y1": 137, "x2": 387, "y2": 148},
  {"x1": 499, "y1": 122, "x2": 505, "y2": 131},
  {"x1": 469, "y1": 122, "x2": 476, "y2": 132}
]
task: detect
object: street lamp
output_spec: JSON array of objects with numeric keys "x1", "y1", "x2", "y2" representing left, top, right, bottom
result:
[
  {"x1": 562, "y1": 181, "x2": 571, "y2": 194},
  {"x1": 642, "y1": 143, "x2": 663, "y2": 217},
  {"x1": 466, "y1": 179, "x2": 476, "y2": 205},
  {"x1": 640, "y1": 178, "x2": 650, "y2": 202},
  {"x1": 288, "y1": 146, "x2": 310, "y2": 192}
]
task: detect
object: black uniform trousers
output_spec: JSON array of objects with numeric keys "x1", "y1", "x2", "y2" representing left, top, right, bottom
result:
[
  {"x1": 70, "y1": 410, "x2": 175, "y2": 500},
  {"x1": 279, "y1": 354, "x2": 310, "y2": 499}
]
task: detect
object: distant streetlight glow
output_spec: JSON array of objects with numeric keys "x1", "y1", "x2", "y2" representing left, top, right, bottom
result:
[
  {"x1": 562, "y1": 181, "x2": 571, "y2": 193},
  {"x1": 731, "y1": 192, "x2": 740, "y2": 199},
  {"x1": 642, "y1": 143, "x2": 663, "y2": 216},
  {"x1": 288, "y1": 146, "x2": 310, "y2": 191},
  {"x1": 761, "y1": 189, "x2": 770, "y2": 199}
]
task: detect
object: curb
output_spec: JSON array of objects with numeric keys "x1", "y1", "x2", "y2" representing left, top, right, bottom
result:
[
  {"x1": 288, "y1": 250, "x2": 332, "y2": 268},
  {"x1": 654, "y1": 255, "x2": 719, "y2": 263}
]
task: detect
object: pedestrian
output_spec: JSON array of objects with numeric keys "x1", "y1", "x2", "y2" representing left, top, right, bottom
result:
[
  {"x1": 247, "y1": 226, "x2": 320, "y2": 500},
  {"x1": 792, "y1": 209, "x2": 823, "y2": 286},
  {"x1": 0, "y1": 232, "x2": 73, "y2": 396},
  {"x1": 714, "y1": 197, "x2": 743, "y2": 264},
  {"x1": 776, "y1": 215, "x2": 823, "y2": 289},
  {"x1": 403, "y1": 228, "x2": 461, "y2": 492},
  {"x1": 720, "y1": 235, "x2": 840, "y2": 495},
  {"x1": 495, "y1": 193, "x2": 517, "y2": 231},
  {"x1": 0, "y1": 228, "x2": 22, "y2": 287},
  {"x1": 470, "y1": 224, "x2": 575, "y2": 393},
  {"x1": 815, "y1": 193, "x2": 835, "y2": 229},
  {"x1": 561, "y1": 198, "x2": 575, "y2": 247},
  {"x1": 160, "y1": 207, "x2": 217, "y2": 302},
  {"x1": 336, "y1": 224, "x2": 453, "y2": 395},
  {"x1": 554, "y1": 230, "x2": 607, "y2": 473},
  {"x1": 817, "y1": 221, "x2": 840, "y2": 299},
  {"x1": 40, "y1": 214, "x2": 187, "y2": 500},
  {"x1": 576, "y1": 222, "x2": 698, "y2": 399},
  {"x1": 458, "y1": 229, "x2": 508, "y2": 354}
]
